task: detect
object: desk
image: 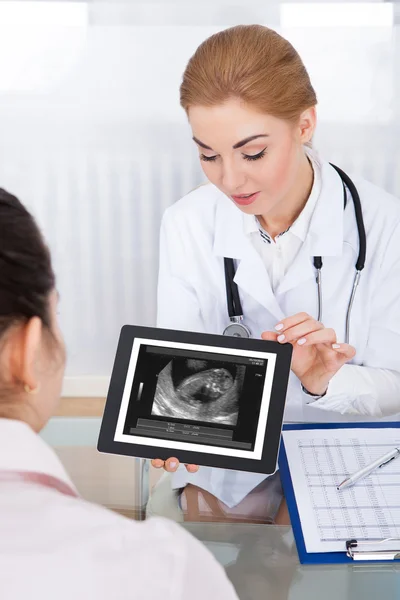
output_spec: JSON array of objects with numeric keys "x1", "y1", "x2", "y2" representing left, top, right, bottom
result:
[
  {"x1": 41, "y1": 417, "x2": 400, "y2": 599},
  {"x1": 184, "y1": 522, "x2": 400, "y2": 600},
  {"x1": 40, "y1": 416, "x2": 152, "y2": 519}
]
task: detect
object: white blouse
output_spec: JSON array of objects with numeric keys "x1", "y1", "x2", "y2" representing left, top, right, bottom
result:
[{"x1": 0, "y1": 418, "x2": 237, "y2": 600}]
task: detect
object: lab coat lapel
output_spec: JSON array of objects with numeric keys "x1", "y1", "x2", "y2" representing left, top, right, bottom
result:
[
  {"x1": 277, "y1": 160, "x2": 345, "y2": 296},
  {"x1": 276, "y1": 238, "x2": 315, "y2": 295},
  {"x1": 234, "y1": 244, "x2": 285, "y2": 321},
  {"x1": 213, "y1": 191, "x2": 285, "y2": 322}
]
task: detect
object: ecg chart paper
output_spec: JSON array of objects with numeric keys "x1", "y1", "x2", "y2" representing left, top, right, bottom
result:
[{"x1": 282, "y1": 428, "x2": 400, "y2": 553}]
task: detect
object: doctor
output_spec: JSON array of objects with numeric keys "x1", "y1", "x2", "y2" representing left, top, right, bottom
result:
[{"x1": 149, "y1": 24, "x2": 400, "y2": 523}]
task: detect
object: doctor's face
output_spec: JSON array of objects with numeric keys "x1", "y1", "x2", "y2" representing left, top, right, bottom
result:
[{"x1": 188, "y1": 98, "x2": 313, "y2": 216}]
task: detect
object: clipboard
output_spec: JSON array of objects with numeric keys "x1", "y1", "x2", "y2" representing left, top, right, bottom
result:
[{"x1": 278, "y1": 421, "x2": 400, "y2": 564}]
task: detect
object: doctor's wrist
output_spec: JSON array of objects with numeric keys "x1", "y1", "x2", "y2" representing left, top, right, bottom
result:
[
  {"x1": 301, "y1": 383, "x2": 328, "y2": 399},
  {"x1": 300, "y1": 379, "x2": 329, "y2": 398}
]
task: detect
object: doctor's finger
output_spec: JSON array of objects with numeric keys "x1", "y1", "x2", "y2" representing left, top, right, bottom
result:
[
  {"x1": 185, "y1": 464, "x2": 199, "y2": 473},
  {"x1": 277, "y1": 319, "x2": 323, "y2": 343},
  {"x1": 261, "y1": 331, "x2": 278, "y2": 342},
  {"x1": 293, "y1": 328, "x2": 337, "y2": 346},
  {"x1": 151, "y1": 459, "x2": 165, "y2": 469},
  {"x1": 164, "y1": 457, "x2": 180, "y2": 472},
  {"x1": 274, "y1": 312, "x2": 314, "y2": 332},
  {"x1": 331, "y1": 343, "x2": 356, "y2": 360}
]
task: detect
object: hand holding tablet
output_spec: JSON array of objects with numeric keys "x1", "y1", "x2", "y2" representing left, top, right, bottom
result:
[
  {"x1": 151, "y1": 457, "x2": 198, "y2": 473},
  {"x1": 98, "y1": 326, "x2": 292, "y2": 474}
]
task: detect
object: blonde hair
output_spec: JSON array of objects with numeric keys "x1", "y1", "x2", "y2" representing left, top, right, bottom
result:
[{"x1": 180, "y1": 25, "x2": 317, "y2": 123}]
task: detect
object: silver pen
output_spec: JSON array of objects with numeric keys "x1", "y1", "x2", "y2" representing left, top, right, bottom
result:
[{"x1": 337, "y1": 447, "x2": 400, "y2": 491}]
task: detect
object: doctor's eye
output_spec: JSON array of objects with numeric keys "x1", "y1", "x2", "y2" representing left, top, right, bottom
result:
[
  {"x1": 200, "y1": 154, "x2": 218, "y2": 162},
  {"x1": 242, "y1": 148, "x2": 267, "y2": 162}
]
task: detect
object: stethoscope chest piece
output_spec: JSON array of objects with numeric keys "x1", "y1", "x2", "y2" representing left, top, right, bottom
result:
[{"x1": 223, "y1": 321, "x2": 251, "y2": 338}]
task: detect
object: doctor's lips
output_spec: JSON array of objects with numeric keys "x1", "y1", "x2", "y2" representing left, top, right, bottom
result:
[{"x1": 231, "y1": 191, "x2": 260, "y2": 206}]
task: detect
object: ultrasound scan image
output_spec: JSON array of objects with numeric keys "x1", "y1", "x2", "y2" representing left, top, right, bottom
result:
[{"x1": 151, "y1": 358, "x2": 245, "y2": 426}]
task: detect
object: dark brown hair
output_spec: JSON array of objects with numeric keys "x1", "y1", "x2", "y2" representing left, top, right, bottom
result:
[
  {"x1": 180, "y1": 25, "x2": 317, "y2": 122},
  {"x1": 0, "y1": 188, "x2": 55, "y2": 338}
]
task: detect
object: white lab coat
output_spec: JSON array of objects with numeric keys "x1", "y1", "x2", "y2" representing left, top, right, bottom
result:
[
  {"x1": 0, "y1": 419, "x2": 237, "y2": 600},
  {"x1": 157, "y1": 157, "x2": 400, "y2": 505}
]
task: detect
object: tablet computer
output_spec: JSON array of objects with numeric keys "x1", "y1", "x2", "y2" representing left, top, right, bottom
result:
[{"x1": 98, "y1": 326, "x2": 292, "y2": 474}]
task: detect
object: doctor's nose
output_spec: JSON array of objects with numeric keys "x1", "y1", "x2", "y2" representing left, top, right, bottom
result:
[{"x1": 220, "y1": 162, "x2": 247, "y2": 192}]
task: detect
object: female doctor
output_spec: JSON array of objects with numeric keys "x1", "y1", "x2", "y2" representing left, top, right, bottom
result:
[{"x1": 148, "y1": 24, "x2": 400, "y2": 523}]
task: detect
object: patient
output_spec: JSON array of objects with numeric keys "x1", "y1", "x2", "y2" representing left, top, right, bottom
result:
[{"x1": 0, "y1": 189, "x2": 237, "y2": 600}]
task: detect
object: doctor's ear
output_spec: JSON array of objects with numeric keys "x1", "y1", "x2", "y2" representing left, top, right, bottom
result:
[{"x1": 297, "y1": 107, "x2": 317, "y2": 146}]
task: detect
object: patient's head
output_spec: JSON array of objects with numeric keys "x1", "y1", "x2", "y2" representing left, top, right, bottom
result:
[{"x1": 0, "y1": 189, "x2": 65, "y2": 432}]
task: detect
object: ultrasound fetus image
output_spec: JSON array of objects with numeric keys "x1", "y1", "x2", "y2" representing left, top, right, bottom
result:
[{"x1": 151, "y1": 358, "x2": 245, "y2": 426}]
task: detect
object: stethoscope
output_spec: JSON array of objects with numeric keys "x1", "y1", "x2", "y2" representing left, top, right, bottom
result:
[{"x1": 223, "y1": 164, "x2": 367, "y2": 343}]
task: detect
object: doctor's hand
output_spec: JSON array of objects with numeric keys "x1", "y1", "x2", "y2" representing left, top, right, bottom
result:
[
  {"x1": 261, "y1": 312, "x2": 356, "y2": 396},
  {"x1": 151, "y1": 457, "x2": 199, "y2": 474}
]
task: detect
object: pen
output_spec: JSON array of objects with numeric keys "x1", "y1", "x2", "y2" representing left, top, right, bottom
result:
[{"x1": 337, "y1": 447, "x2": 400, "y2": 491}]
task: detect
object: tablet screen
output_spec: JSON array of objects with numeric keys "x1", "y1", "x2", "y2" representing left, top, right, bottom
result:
[{"x1": 114, "y1": 338, "x2": 277, "y2": 460}]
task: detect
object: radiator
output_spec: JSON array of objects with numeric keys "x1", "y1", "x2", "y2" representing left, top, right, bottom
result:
[{"x1": 0, "y1": 143, "x2": 398, "y2": 386}]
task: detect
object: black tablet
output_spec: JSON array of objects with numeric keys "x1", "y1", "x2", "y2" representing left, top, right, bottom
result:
[{"x1": 98, "y1": 326, "x2": 292, "y2": 474}]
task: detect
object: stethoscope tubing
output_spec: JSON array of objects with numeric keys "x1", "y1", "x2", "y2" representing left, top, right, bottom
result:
[{"x1": 223, "y1": 165, "x2": 366, "y2": 342}]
